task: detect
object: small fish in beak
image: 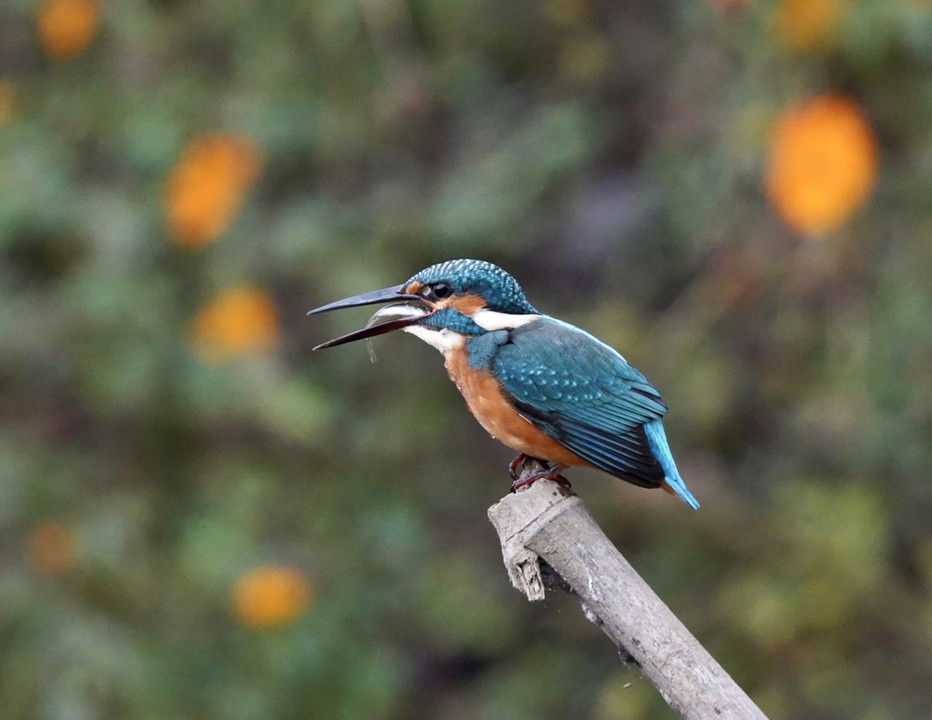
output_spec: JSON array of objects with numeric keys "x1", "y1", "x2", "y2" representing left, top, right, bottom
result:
[
  {"x1": 361, "y1": 304, "x2": 434, "y2": 362},
  {"x1": 308, "y1": 286, "x2": 433, "y2": 351}
]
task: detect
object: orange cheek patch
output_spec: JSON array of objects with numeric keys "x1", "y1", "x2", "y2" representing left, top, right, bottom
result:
[{"x1": 448, "y1": 294, "x2": 486, "y2": 314}]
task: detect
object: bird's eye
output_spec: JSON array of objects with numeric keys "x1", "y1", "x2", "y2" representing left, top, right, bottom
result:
[{"x1": 432, "y1": 282, "x2": 452, "y2": 299}]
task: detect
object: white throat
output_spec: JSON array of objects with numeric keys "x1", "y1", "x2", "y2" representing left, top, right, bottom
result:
[{"x1": 402, "y1": 325, "x2": 464, "y2": 356}]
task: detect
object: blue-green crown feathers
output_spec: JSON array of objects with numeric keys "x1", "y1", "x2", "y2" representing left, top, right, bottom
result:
[{"x1": 407, "y1": 259, "x2": 538, "y2": 314}]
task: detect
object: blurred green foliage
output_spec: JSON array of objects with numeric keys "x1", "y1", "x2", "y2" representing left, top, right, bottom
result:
[{"x1": 3, "y1": 0, "x2": 932, "y2": 719}]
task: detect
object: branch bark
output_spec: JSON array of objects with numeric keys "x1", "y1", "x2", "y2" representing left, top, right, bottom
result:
[{"x1": 488, "y1": 475, "x2": 769, "y2": 720}]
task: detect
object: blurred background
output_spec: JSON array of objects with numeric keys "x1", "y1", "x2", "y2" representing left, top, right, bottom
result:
[{"x1": 2, "y1": 0, "x2": 932, "y2": 718}]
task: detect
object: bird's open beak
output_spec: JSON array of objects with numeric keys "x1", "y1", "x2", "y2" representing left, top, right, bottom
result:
[{"x1": 307, "y1": 284, "x2": 432, "y2": 350}]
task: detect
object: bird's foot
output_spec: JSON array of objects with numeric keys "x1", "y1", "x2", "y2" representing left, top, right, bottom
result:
[
  {"x1": 508, "y1": 453, "x2": 529, "y2": 479},
  {"x1": 510, "y1": 464, "x2": 571, "y2": 492},
  {"x1": 508, "y1": 453, "x2": 547, "y2": 479}
]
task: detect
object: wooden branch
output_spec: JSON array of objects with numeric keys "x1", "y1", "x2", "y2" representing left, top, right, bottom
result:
[{"x1": 488, "y1": 474, "x2": 769, "y2": 720}]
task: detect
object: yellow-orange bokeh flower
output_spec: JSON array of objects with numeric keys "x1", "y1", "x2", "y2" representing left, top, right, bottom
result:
[
  {"x1": 189, "y1": 286, "x2": 279, "y2": 364},
  {"x1": 232, "y1": 565, "x2": 312, "y2": 629},
  {"x1": 775, "y1": 0, "x2": 841, "y2": 52},
  {"x1": 37, "y1": 0, "x2": 99, "y2": 59},
  {"x1": 165, "y1": 134, "x2": 262, "y2": 247},
  {"x1": 766, "y1": 96, "x2": 878, "y2": 236},
  {"x1": 28, "y1": 523, "x2": 77, "y2": 575}
]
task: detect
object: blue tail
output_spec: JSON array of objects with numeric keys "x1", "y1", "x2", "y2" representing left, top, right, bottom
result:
[{"x1": 644, "y1": 420, "x2": 700, "y2": 510}]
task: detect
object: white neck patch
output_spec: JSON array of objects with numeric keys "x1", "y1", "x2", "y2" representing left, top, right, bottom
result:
[
  {"x1": 471, "y1": 309, "x2": 540, "y2": 331},
  {"x1": 403, "y1": 325, "x2": 465, "y2": 356}
]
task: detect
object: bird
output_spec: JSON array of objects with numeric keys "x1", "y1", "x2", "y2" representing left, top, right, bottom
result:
[{"x1": 308, "y1": 259, "x2": 699, "y2": 509}]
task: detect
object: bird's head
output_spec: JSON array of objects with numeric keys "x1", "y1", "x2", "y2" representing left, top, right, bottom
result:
[{"x1": 308, "y1": 259, "x2": 540, "y2": 352}]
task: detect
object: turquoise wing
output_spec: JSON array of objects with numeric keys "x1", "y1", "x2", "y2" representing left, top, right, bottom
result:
[{"x1": 487, "y1": 317, "x2": 669, "y2": 489}]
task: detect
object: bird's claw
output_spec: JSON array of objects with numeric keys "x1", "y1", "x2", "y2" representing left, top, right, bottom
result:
[
  {"x1": 508, "y1": 453, "x2": 534, "y2": 479},
  {"x1": 510, "y1": 465, "x2": 572, "y2": 492}
]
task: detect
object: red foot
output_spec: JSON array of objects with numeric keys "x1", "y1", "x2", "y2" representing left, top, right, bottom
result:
[
  {"x1": 510, "y1": 464, "x2": 571, "y2": 492},
  {"x1": 509, "y1": 453, "x2": 539, "y2": 479}
]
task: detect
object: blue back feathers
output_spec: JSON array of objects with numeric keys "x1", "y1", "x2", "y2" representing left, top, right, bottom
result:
[
  {"x1": 407, "y1": 259, "x2": 538, "y2": 315},
  {"x1": 467, "y1": 316, "x2": 701, "y2": 508}
]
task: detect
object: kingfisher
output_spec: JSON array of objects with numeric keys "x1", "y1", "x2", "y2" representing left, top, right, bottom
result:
[{"x1": 308, "y1": 259, "x2": 699, "y2": 509}]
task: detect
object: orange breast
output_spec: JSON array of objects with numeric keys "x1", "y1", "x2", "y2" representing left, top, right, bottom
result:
[{"x1": 444, "y1": 347, "x2": 592, "y2": 468}]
